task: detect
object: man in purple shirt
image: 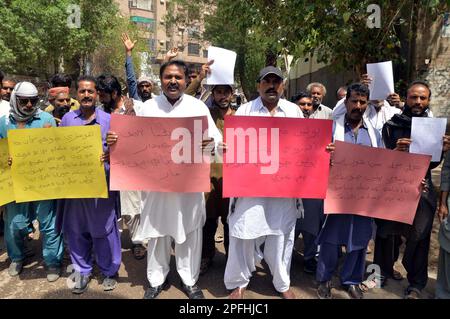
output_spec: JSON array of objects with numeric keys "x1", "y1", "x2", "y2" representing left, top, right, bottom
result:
[{"x1": 57, "y1": 75, "x2": 121, "y2": 294}]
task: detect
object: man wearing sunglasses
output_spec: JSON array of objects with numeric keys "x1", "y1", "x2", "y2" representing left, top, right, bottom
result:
[{"x1": 0, "y1": 82, "x2": 64, "y2": 282}]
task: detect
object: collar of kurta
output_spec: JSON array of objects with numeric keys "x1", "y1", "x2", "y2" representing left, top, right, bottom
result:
[
  {"x1": 313, "y1": 104, "x2": 323, "y2": 113},
  {"x1": 255, "y1": 96, "x2": 289, "y2": 114},
  {"x1": 161, "y1": 93, "x2": 185, "y2": 108}
]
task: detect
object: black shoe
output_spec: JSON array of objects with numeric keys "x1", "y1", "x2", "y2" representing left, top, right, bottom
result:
[
  {"x1": 72, "y1": 274, "x2": 90, "y2": 294},
  {"x1": 404, "y1": 286, "x2": 421, "y2": 299},
  {"x1": 303, "y1": 258, "x2": 317, "y2": 274},
  {"x1": 200, "y1": 258, "x2": 213, "y2": 276},
  {"x1": 181, "y1": 282, "x2": 205, "y2": 299},
  {"x1": 143, "y1": 280, "x2": 169, "y2": 299},
  {"x1": 343, "y1": 284, "x2": 364, "y2": 299},
  {"x1": 317, "y1": 281, "x2": 332, "y2": 299}
]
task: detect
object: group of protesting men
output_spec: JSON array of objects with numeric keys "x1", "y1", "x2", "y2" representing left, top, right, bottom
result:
[{"x1": 1, "y1": 32, "x2": 450, "y2": 300}]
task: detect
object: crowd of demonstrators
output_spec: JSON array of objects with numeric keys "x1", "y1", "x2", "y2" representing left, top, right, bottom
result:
[{"x1": 1, "y1": 39, "x2": 450, "y2": 301}]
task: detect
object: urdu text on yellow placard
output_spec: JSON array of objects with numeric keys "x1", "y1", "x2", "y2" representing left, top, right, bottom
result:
[
  {"x1": 8, "y1": 126, "x2": 108, "y2": 203},
  {"x1": 0, "y1": 138, "x2": 14, "y2": 206}
]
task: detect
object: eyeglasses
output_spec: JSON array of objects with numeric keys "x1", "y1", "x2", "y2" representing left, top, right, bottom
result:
[
  {"x1": 17, "y1": 97, "x2": 39, "y2": 106},
  {"x1": 298, "y1": 102, "x2": 313, "y2": 106},
  {"x1": 56, "y1": 98, "x2": 71, "y2": 103}
]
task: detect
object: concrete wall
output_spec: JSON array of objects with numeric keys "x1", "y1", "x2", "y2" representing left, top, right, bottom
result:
[
  {"x1": 415, "y1": 13, "x2": 450, "y2": 119},
  {"x1": 287, "y1": 55, "x2": 356, "y2": 108}
]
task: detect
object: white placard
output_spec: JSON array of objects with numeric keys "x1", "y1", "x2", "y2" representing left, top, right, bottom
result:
[
  {"x1": 207, "y1": 46, "x2": 237, "y2": 85},
  {"x1": 367, "y1": 61, "x2": 395, "y2": 100},
  {"x1": 410, "y1": 117, "x2": 447, "y2": 162}
]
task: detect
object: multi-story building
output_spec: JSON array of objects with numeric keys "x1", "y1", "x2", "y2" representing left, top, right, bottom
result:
[{"x1": 116, "y1": 0, "x2": 209, "y2": 81}]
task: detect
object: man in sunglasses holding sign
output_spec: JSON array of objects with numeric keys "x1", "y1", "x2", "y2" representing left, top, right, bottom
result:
[{"x1": 0, "y1": 82, "x2": 64, "y2": 281}]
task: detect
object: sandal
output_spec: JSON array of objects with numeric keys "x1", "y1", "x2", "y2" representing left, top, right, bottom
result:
[
  {"x1": 392, "y1": 269, "x2": 403, "y2": 280},
  {"x1": 404, "y1": 287, "x2": 421, "y2": 299},
  {"x1": 132, "y1": 244, "x2": 146, "y2": 260}
]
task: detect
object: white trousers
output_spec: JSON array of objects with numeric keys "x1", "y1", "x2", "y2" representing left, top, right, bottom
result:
[
  {"x1": 146, "y1": 228, "x2": 202, "y2": 287},
  {"x1": 123, "y1": 214, "x2": 142, "y2": 244},
  {"x1": 120, "y1": 191, "x2": 142, "y2": 244},
  {"x1": 224, "y1": 227, "x2": 295, "y2": 293}
]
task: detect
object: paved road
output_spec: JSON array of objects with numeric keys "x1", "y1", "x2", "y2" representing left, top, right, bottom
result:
[{"x1": 0, "y1": 221, "x2": 439, "y2": 299}]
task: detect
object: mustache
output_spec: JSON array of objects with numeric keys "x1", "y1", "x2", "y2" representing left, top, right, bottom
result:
[
  {"x1": 265, "y1": 89, "x2": 277, "y2": 94},
  {"x1": 81, "y1": 98, "x2": 93, "y2": 103}
]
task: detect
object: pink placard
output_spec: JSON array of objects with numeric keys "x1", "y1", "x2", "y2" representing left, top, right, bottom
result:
[
  {"x1": 325, "y1": 141, "x2": 432, "y2": 225},
  {"x1": 110, "y1": 114, "x2": 210, "y2": 193},
  {"x1": 223, "y1": 116, "x2": 333, "y2": 198}
]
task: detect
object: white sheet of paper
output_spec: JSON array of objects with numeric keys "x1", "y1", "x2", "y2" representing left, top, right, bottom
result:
[
  {"x1": 410, "y1": 117, "x2": 447, "y2": 162},
  {"x1": 367, "y1": 61, "x2": 395, "y2": 100},
  {"x1": 207, "y1": 46, "x2": 237, "y2": 85}
]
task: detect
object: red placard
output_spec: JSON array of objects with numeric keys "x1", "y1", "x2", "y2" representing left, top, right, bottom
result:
[
  {"x1": 325, "y1": 141, "x2": 431, "y2": 225},
  {"x1": 223, "y1": 116, "x2": 333, "y2": 198},
  {"x1": 110, "y1": 114, "x2": 210, "y2": 193}
]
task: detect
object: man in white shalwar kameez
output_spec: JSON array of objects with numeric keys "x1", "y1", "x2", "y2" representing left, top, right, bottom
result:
[
  {"x1": 108, "y1": 60, "x2": 222, "y2": 299},
  {"x1": 224, "y1": 66, "x2": 303, "y2": 299}
]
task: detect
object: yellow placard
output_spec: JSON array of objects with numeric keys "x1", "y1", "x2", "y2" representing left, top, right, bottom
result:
[
  {"x1": 0, "y1": 138, "x2": 14, "y2": 206},
  {"x1": 8, "y1": 126, "x2": 108, "y2": 203}
]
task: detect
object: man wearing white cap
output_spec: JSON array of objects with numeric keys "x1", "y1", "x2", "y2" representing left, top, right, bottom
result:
[
  {"x1": 0, "y1": 82, "x2": 63, "y2": 281},
  {"x1": 121, "y1": 33, "x2": 154, "y2": 103},
  {"x1": 224, "y1": 66, "x2": 303, "y2": 299}
]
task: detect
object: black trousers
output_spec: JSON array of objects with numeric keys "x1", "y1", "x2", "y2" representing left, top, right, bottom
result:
[
  {"x1": 202, "y1": 215, "x2": 229, "y2": 260},
  {"x1": 374, "y1": 233, "x2": 431, "y2": 290}
]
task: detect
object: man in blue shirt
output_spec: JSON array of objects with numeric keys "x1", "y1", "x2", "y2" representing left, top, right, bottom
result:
[
  {"x1": 0, "y1": 82, "x2": 63, "y2": 282},
  {"x1": 316, "y1": 83, "x2": 381, "y2": 299},
  {"x1": 121, "y1": 33, "x2": 153, "y2": 102}
]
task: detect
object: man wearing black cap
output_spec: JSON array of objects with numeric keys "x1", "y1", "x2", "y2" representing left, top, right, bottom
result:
[{"x1": 224, "y1": 66, "x2": 303, "y2": 299}]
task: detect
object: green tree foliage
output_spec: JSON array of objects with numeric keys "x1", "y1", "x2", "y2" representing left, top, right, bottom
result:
[
  {"x1": 0, "y1": 0, "x2": 143, "y2": 79},
  {"x1": 168, "y1": 0, "x2": 449, "y2": 98}
]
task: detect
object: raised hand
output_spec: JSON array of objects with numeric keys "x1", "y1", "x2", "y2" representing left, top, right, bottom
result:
[
  {"x1": 165, "y1": 48, "x2": 179, "y2": 62},
  {"x1": 199, "y1": 60, "x2": 214, "y2": 81},
  {"x1": 121, "y1": 33, "x2": 137, "y2": 55}
]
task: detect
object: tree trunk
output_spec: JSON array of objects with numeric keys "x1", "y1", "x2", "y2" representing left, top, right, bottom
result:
[{"x1": 407, "y1": 0, "x2": 419, "y2": 82}]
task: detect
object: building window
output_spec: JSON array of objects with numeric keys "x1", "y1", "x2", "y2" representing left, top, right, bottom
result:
[
  {"x1": 187, "y1": 26, "x2": 200, "y2": 39},
  {"x1": 188, "y1": 43, "x2": 200, "y2": 56},
  {"x1": 130, "y1": 16, "x2": 156, "y2": 33},
  {"x1": 129, "y1": 0, "x2": 154, "y2": 11},
  {"x1": 203, "y1": 49, "x2": 208, "y2": 58},
  {"x1": 149, "y1": 38, "x2": 156, "y2": 52}
]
